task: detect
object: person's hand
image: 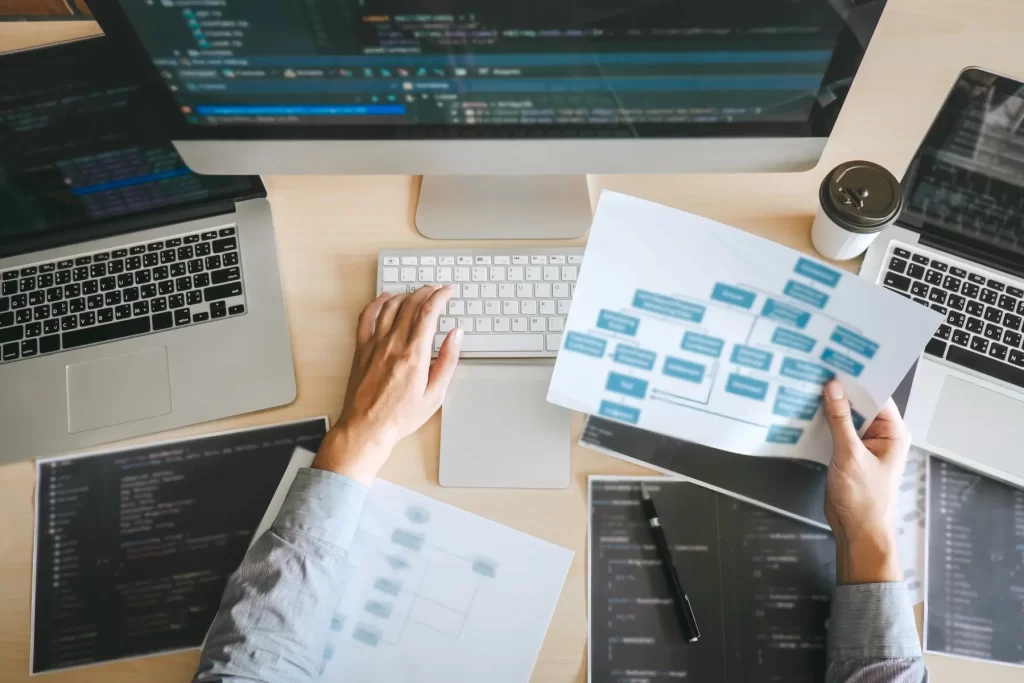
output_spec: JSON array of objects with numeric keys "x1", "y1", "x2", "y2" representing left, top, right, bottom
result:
[
  {"x1": 313, "y1": 286, "x2": 463, "y2": 484},
  {"x1": 821, "y1": 379, "x2": 910, "y2": 585}
]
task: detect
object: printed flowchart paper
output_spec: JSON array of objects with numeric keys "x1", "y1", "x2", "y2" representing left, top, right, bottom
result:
[
  {"x1": 254, "y1": 448, "x2": 573, "y2": 683},
  {"x1": 548, "y1": 192, "x2": 942, "y2": 463}
]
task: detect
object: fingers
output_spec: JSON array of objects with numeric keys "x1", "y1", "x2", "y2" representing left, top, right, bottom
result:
[
  {"x1": 357, "y1": 293, "x2": 392, "y2": 345},
  {"x1": 373, "y1": 293, "x2": 407, "y2": 339},
  {"x1": 866, "y1": 399, "x2": 911, "y2": 461},
  {"x1": 410, "y1": 286, "x2": 454, "y2": 345},
  {"x1": 427, "y1": 327, "x2": 463, "y2": 404},
  {"x1": 390, "y1": 285, "x2": 439, "y2": 338},
  {"x1": 822, "y1": 379, "x2": 861, "y2": 450}
]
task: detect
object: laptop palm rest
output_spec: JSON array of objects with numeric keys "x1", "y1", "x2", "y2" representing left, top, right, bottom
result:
[
  {"x1": 440, "y1": 362, "x2": 570, "y2": 489},
  {"x1": 66, "y1": 347, "x2": 172, "y2": 433},
  {"x1": 928, "y1": 376, "x2": 1024, "y2": 480}
]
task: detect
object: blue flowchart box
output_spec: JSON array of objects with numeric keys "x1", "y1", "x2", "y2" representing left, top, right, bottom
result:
[
  {"x1": 784, "y1": 280, "x2": 830, "y2": 309},
  {"x1": 599, "y1": 400, "x2": 641, "y2": 424},
  {"x1": 633, "y1": 289, "x2": 705, "y2": 322},
  {"x1": 614, "y1": 345, "x2": 657, "y2": 370},
  {"x1": 761, "y1": 298, "x2": 811, "y2": 329},
  {"x1": 711, "y1": 283, "x2": 757, "y2": 309},
  {"x1": 682, "y1": 331, "x2": 725, "y2": 357},
  {"x1": 780, "y1": 357, "x2": 835, "y2": 384},
  {"x1": 606, "y1": 372, "x2": 649, "y2": 398},
  {"x1": 730, "y1": 344, "x2": 774, "y2": 371},
  {"x1": 794, "y1": 257, "x2": 842, "y2": 287},
  {"x1": 725, "y1": 373, "x2": 769, "y2": 401},
  {"x1": 564, "y1": 331, "x2": 607, "y2": 357},
  {"x1": 766, "y1": 425, "x2": 804, "y2": 444},
  {"x1": 830, "y1": 326, "x2": 879, "y2": 359},
  {"x1": 597, "y1": 309, "x2": 641, "y2": 335},
  {"x1": 663, "y1": 357, "x2": 706, "y2": 383},
  {"x1": 771, "y1": 327, "x2": 816, "y2": 353},
  {"x1": 773, "y1": 386, "x2": 822, "y2": 420},
  {"x1": 821, "y1": 347, "x2": 865, "y2": 377}
]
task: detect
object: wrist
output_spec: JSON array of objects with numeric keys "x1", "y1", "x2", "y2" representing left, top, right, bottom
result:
[
  {"x1": 835, "y1": 528, "x2": 901, "y2": 585},
  {"x1": 312, "y1": 422, "x2": 394, "y2": 485}
]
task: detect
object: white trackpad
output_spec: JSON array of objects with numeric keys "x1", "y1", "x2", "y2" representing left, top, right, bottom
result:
[
  {"x1": 440, "y1": 362, "x2": 570, "y2": 489},
  {"x1": 927, "y1": 376, "x2": 1024, "y2": 480}
]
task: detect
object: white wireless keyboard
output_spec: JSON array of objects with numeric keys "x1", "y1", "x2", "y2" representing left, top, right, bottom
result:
[{"x1": 376, "y1": 248, "x2": 584, "y2": 358}]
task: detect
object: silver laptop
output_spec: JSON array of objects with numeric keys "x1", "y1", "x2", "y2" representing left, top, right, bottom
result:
[
  {"x1": 861, "y1": 67, "x2": 1024, "y2": 487},
  {"x1": 0, "y1": 37, "x2": 295, "y2": 462}
]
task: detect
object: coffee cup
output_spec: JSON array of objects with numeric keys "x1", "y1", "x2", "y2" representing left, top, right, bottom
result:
[{"x1": 811, "y1": 160, "x2": 903, "y2": 261}]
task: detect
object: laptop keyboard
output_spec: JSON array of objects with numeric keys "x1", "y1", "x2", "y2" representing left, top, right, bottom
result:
[
  {"x1": 0, "y1": 226, "x2": 247, "y2": 365},
  {"x1": 882, "y1": 243, "x2": 1024, "y2": 389}
]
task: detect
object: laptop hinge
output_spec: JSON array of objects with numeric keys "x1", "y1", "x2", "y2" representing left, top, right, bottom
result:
[{"x1": 918, "y1": 232, "x2": 1024, "y2": 282}]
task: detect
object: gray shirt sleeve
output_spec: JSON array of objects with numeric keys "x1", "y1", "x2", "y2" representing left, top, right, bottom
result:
[
  {"x1": 826, "y1": 583, "x2": 929, "y2": 683},
  {"x1": 194, "y1": 467, "x2": 368, "y2": 683}
]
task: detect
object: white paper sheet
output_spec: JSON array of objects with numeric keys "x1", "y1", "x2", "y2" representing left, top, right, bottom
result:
[
  {"x1": 896, "y1": 447, "x2": 927, "y2": 603},
  {"x1": 548, "y1": 192, "x2": 942, "y2": 464},
  {"x1": 256, "y1": 449, "x2": 574, "y2": 683}
]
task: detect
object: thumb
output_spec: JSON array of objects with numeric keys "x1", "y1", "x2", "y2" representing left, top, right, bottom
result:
[
  {"x1": 427, "y1": 327, "x2": 462, "y2": 405},
  {"x1": 822, "y1": 379, "x2": 861, "y2": 449}
]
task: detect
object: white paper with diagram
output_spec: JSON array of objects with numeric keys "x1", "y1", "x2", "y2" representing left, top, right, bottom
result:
[
  {"x1": 547, "y1": 192, "x2": 942, "y2": 463},
  {"x1": 255, "y1": 448, "x2": 573, "y2": 683}
]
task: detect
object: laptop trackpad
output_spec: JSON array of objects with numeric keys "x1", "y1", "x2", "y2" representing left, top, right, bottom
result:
[
  {"x1": 928, "y1": 376, "x2": 1024, "y2": 478},
  {"x1": 67, "y1": 348, "x2": 172, "y2": 433},
  {"x1": 440, "y1": 362, "x2": 570, "y2": 488}
]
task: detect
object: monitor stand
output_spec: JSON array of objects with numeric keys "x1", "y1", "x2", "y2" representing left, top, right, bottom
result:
[{"x1": 415, "y1": 175, "x2": 593, "y2": 240}]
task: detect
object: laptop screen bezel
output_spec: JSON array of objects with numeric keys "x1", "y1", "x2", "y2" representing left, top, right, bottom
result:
[{"x1": 0, "y1": 36, "x2": 266, "y2": 261}]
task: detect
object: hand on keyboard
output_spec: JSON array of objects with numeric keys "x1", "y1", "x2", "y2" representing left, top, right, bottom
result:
[{"x1": 313, "y1": 285, "x2": 462, "y2": 483}]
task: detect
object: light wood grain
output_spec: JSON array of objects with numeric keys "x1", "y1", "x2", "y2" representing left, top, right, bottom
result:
[{"x1": 2, "y1": 2, "x2": 1023, "y2": 680}]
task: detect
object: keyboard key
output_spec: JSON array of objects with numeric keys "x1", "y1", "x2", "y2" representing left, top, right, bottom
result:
[
  {"x1": 11, "y1": 294, "x2": 26, "y2": 309},
  {"x1": 948, "y1": 344, "x2": 1024, "y2": 389},
  {"x1": 968, "y1": 273, "x2": 987, "y2": 285},
  {"x1": 941, "y1": 275, "x2": 961, "y2": 292},
  {"x1": 105, "y1": 291, "x2": 122, "y2": 306},
  {"x1": 910, "y1": 282, "x2": 929, "y2": 298},
  {"x1": 210, "y1": 301, "x2": 227, "y2": 318},
  {"x1": 1, "y1": 281, "x2": 16, "y2": 296},
  {"x1": 176, "y1": 277, "x2": 192, "y2": 292},
  {"x1": 211, "y1": 267, "x2": 240, "y2": 285},
  {"x1": 950, "y1": 267, "x2": 967, "y2": 278},
  {"x1": 114, "y1": 304, "x2": 132, "y2": 320},
  {"x1": 951, "y1": 330, "x2": 970, "y2": 346},
  {"x1": 219, "y1": 227, "x2": 236, "y2": 237},
  {"x1": 924, "y1": 338, "x2": 946, "y2": 357},
  {"x1": 966, "y1": 300, "x2": 985, "y2": 316},
  {"x1": 166, "y1": 238, "x2": 182, "y2": 248},
  {"x1": 38, "y1": 273, "x2": 54, "y2": 288},
  {"x1": 1003, "y1": 313, "x2": 1022, "y2": 331},
  {"x1": 1004, "y1": 331, "x2": 1022, "y2": 348},
  {"x1": 562, "y1": 266, "x2": 578, "y2": 281},
  {"x1": 928, "y1": 289, "x2": 947, "y2": 304},
  {"x1": 29, "y1": 291, "x2": 44, "y2": 306},
  {"x1": 521, "y1": 300, "x2": 538, "y2": 315},
  {"x1": 936, "y1": 324, "x2": 951, "y2": 340},
  {"x1": 911, "y1": 254, "x2": 929, "y2": 265},
  {"x1": 79, "y1": 311, "x2": 96, "y2": 327},
  {"x1": 132, "y1": 302, "x2": 149, "y2": 317},
  {"x1": 970, "y1": 336, "x2": 989, "y2": 353},
  {"x1": 984, "y1": 323, "x2": 1003, "y2": 340},
  {"x1": 61, "y1": 315, "x2": 77, "y2": 331},
  {"x1": 25, "y1": 322, "x2": 41, "y2": 338},
  {"x1": 1009, "y1": 286, "x2": 1024, "y2": 298},
  {"x1": 998, "y1": 294, "x2": 1016, "y2": 312},
  {"x1": 63, "y1": 317, "x2": 151, "y2": 349},
  {"x1": 153, "y1": 312, "x2": 174, "y2": 330},
  {"x1": 124, "y1": 287, "x2": 140, "y2": 303},
  {"x1": 175, "y1": 308, "x2": 191, "y2": 326},
  {"x1": 193, "y1": 312, "x2": 210, "y2": 323},
  {"x1": 43, "y1": 319, "x2": 59, "y2": 335},
  {"x1": 193, "y1": 273, "x2": 210, "y2": 288},
  {"x1": 228, "y1": 305, "x2": 245, "y2": 315},
  {"x1": 171, "y1": 263, "x2": 187, "y2": 277},
  {"x1": 16, "y1": 309, "x2": 31, "y2": 324},
  {"x1": 966, "y1": 317, "x2": 983, "y2": 333},
  {"x1": 204, "y1": 282, "x2": 243, "y2": 302},
  {"x1": 924, "y1": 270, "x2": 943, "y2": 285},
  {"x1": 435, "y1": 333, "x2": 544, "y2": 353},
  {"x1": 1, "y1": 271, "x2": 17, "y2": 281},
  {"x1": 112, "y1": 249, "x2": 128, "y2": 259},
  {"x1": 187, "y1": 291, "x2": 202, "y2": 306},
  {"x1": 984, "y1": 306, "x2": 1003, "y2": 323},
  {"x1": 0, "y1": 326, "x2": 23, "y2": 344},
  {"x1": 40, "y1": 335, "x2": 60, "y2": 354},
  {"x1": 980, "y1": 288, "x2": 998, "y2": 304},
  {"x1": 160, "y1": 249, "x2": 176, "y2": 264},
  {"x1": 202, "y1": 231, "x2": 218, "y2": 241},
  {"x1": 543, "y1": 266, "x2": 559, "y2": 281},
  {"x1": 882, "y1": 272, "x2": 911, "y2": 291},
  {"x1": 158, "y1": 281, "x2": 175, "y2": 295},
  {"x1": 90, "y1": 264, "x2": 106, "y2": 278},
  {"x1": 931, "y1": 261, "x2": 948, "y2": 272},
  {"x1": 990, "y1": 342, "x2": 1008, "y2": 361},
  {"x1": 2, "y1": 343, "x2": 19, "y2": 361},
  {"x1": 988, "y1": 279, "x2": 1005, "y2": 291},
  {"x1": 196, "y1": 243, "x2": 212, "y2": 257},
  {"x1": 144, "y1": 253, "x2": 159, "y2": 268},
  {"x1": 82, "y1": 280, "x2": 99, "y2": 295},
  {"x1": 212, "y1": 237, "x2": 237, "y2": 253},
  {"x1": 148, "y1": 241, "x2": 164, "y2": 252},
  {"x1": 97, "y1": 308, "x2": 113, "y2": 324},
  {"x1": 33, "y1": 304, "x2": 49, "y2": 320},
  {"x1": 87, "y1": 294, "x2": 103, "y2": 310},
  {"x1": 151, "y1": 297, "x2": 167, "y2": 313}
]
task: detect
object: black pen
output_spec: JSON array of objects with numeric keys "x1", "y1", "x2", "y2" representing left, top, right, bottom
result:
[{"x1": 640, "y1": 482, "x2": 700, "y2": 643}]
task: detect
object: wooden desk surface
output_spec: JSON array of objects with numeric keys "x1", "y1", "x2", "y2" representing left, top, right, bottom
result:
[{"x1": 1, "y1": 2, "x2": 1022, "y2": 680}]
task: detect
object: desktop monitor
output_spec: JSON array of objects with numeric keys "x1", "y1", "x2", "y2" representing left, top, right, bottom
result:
[{"x1": 89, "y1": 0, "x2": 888, "y2": 238}]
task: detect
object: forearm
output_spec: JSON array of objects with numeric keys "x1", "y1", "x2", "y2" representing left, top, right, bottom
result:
[
  {"x1": 194, "y1": 468, "x2": 368, "y2": 683},
  {"x1": 826, "y1": 583, "x2": 928, "y2": 683}
]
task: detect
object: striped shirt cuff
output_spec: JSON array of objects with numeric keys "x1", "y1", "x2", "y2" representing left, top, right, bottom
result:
[
  {"x1": 829, "y1": 583, "x2": 922, "y2": 660},
  {"x1": 272, "y1": 467, "x2": 368, "y2": 550}
]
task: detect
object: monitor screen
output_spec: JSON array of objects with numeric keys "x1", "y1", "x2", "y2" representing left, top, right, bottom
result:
[
  {"x1": 92, "y1": 0, "x2": 887, "y2": 139},
  {"x1": 900, "y1": 69, "x2": 1024, "y2": 267},
  {"x1": 0, "y1": 37, "x2": 258, "y2": 255}
]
